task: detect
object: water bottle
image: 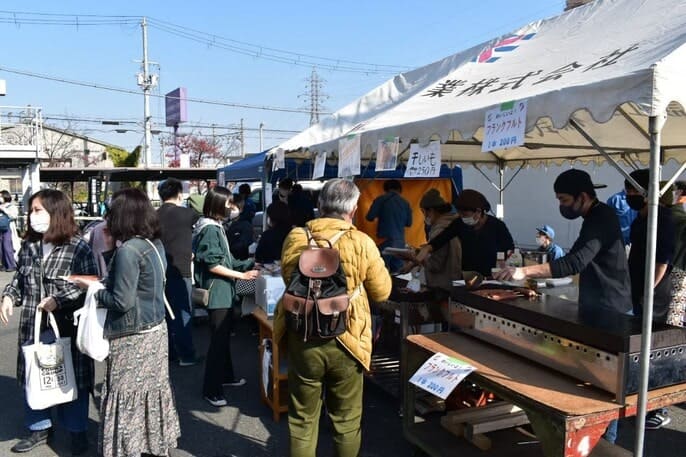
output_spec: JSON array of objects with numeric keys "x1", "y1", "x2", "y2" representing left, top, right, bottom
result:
[
  {"x1": 506, "y1": 248, "x2": 523, "y2": 268},
  {"x1": 267, "y1": 296, "x2": 276, "y2": 317}
]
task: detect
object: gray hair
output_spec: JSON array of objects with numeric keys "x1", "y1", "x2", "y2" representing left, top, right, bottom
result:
[{"x1": 318, "y1": 179, "x2": 360, "y2": 218}]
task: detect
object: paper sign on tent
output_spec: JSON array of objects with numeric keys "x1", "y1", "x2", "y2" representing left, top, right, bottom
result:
[
  {"x1": 404, "y1": 141, "x2": 441, "y2": 178},
  {"x1": 312, "y1": 150, "x2": 327, "y2": 180},
  {"x1": 482, "y1": 100, "x2": 527, "y2": 152},
  {"x1": 376, "y1": 137, "x2": 399, "y2": 171},
  {"x1": 338, "y1": 135, "x2": 361, "y2": 177},
  {"x1": 273, "y1": 148, "x2": 285, "y2": 170}
]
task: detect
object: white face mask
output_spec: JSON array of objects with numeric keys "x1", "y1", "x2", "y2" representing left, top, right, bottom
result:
[
  {"x1": 535, "y1": 236, "x2": 546, "y2": 247},
  {"x1": 229, "y1": 209, "x2": 240, "y2": 220},
  {"x1": 30, "y1": 212, "x2": 50, "y2": 234},
  {"x1": 462, "y1": 216, "x2": 478, "y2": 226}
]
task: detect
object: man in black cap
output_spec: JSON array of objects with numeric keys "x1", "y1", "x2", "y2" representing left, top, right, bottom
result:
[{"x1": 497, "y1": 169, "x2": 631, "y2": 315}]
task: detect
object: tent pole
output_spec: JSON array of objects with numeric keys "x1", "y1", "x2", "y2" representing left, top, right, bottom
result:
[
  {"x1": 633, "y1": 114, "x2": 665, "y2": 457},
  {"x1": 498, "y1": 162, "x2": 504, "y2": 219},
  {"x1": 661, "y1": 161, "x2": 686, "y2": 195},
  {"x1": 569, "y1": 119, "x2": 646, "y2": 193}
]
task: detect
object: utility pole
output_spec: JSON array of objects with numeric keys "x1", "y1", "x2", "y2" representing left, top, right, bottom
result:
[
  {"x1": 239, "y1": 118, "x2": 245, "y2": 157},
  {"x1": 300, "y1": 67, "x2": 328, "y2": 126},
  {"x1": 138, "y1": 17, "x2": 158, "y2": 168}
]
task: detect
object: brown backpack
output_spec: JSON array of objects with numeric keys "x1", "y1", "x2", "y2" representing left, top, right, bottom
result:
[{"x1": 281, "y1": 228, "x2": 359, "y2": 341}]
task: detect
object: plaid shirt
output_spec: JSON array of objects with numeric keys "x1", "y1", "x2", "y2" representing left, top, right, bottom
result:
[{"x1": 3, "y1": 235, "x2": 98, "y2": 391}]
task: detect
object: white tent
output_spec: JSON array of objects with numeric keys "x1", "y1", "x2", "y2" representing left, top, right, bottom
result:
[
  {"x1": 274, "y1": 0, "x2": 686, "y2": 455},
  {"x1": 275, "y1": 0, "x2": 685, "y2": 171}
]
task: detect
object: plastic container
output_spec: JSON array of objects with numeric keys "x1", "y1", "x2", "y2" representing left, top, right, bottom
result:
[{"x1": 507, "y1": 248, "x2": 523, "y2": 268}]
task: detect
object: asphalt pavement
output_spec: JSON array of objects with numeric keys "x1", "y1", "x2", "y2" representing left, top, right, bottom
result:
[{"x1": 0, "y1": 270, "x2": 684, "y2": 456}]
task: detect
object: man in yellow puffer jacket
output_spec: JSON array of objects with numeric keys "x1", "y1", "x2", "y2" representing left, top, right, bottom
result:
[{"x1": 273, "y1": 178, "x2": 391, "y2": 457}]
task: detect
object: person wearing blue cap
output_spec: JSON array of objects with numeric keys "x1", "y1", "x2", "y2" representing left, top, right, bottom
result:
[{"x1": 536, "y1": 224, "x2": 565, "y2": 261}]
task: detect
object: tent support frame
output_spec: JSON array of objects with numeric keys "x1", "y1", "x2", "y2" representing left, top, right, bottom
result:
[
  {"x1": 569, "y1": 119, "x2": 646, "y2": 193},
  {"x1": 633, "y1": 114, "x2": 665, "y2": 457},
  {"x1": 472, "y1": 161, "x2": 524, "y2": 219}
]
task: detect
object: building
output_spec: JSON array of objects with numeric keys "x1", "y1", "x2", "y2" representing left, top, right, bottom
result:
[{"x1": 0, "y1": 106, "x2": 116, "y2": 199}]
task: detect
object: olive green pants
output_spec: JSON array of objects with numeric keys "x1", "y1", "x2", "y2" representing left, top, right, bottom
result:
[{"x1": 287, "y1": 331, "x2": 364, "y2": 457}]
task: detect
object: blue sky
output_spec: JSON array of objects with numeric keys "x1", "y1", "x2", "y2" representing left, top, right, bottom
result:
[{"x1": 0, "y1": 0, "x2": 566, "y2": 163}]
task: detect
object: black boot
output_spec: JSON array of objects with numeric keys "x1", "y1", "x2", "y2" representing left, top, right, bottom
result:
[
  {"x1": 71, "y1": 431, "x2": 89, "y2": 456},
  {"x1": 10, "y1": 428, "x2": 53, "y2": 453}
]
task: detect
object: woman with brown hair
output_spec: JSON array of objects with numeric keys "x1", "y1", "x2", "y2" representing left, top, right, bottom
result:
[
  {"x1": 75, "y1": 188, "x2": 181, "y2": 457},
  {"x1": 0, "y1": 189, "x2": 98, "y2": 455},
  {"x1": 193, "y1": 186, "x2": 259, "y2": 407}
]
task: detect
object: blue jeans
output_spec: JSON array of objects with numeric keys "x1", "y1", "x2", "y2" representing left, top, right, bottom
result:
[
  {"x1": 165, "y1": 272, "x2": 196, "y2": 361},
  {"x1": 0, "y1": 229, "x2": 16, "y2": 270},
  {"x1": 604, "y1": 419, "x2": 618, "y2": 444},
  {"x1": 24, "y1": 388, "x2": 89, "y2": 432}
]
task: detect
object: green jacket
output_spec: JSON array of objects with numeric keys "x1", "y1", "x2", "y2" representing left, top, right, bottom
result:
[{"x1": 193, "y1": 218, "x2": 254, "y2": 309}]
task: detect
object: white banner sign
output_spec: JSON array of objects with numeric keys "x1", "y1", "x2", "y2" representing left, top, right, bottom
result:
[
  {"x1": 409, "y1": 352, "x2": 476, "y2": 400},
  {"x1": 338, "y1": 135, "x2": 361, "y2": 177},
  {"x1": 376, "y1": 137, "x2": 399, "y2": 171},
  {"x1": 482, "y1": 100, "x2": 527, "y2": 152},
  {"x1": 312, "y1": 151, "x2": 327, "y2": 180},
  {"x1": 404, "y1": 141, "x2": 441, "y2": 178},
  {"x1": 273, "y1": 148, "x2": 285, "y2": 170}
]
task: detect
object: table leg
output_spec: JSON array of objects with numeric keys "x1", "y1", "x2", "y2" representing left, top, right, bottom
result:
[{"x1": 526, "y1": 409, "x2": 612, "y2": 457}]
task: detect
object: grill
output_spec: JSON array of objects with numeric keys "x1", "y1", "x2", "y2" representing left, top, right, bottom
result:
[{"x1": 450, "y1": 286, "x2": 686, "y2": 402}]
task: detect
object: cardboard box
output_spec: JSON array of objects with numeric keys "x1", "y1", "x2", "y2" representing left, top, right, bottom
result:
[{"x1": 256, "y1": 274, "x2": 286, "y2": 317}]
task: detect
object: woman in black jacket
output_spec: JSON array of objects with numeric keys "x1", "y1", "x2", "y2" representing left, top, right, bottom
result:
[{"x1": 255, "y1": 201, "x2": 292, "y2": 265}]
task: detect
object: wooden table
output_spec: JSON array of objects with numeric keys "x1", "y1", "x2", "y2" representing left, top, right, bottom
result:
[
  {"x1": 252, "y1": 307, "x2": 288, "y2": 421},
  {"x1": 402, "y1": 332, "x2": 686, "y2": 457}
]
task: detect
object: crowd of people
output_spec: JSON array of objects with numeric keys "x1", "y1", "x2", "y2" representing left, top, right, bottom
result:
[{"x1": 0, "y1": 170, "x2": 683, "y2": 456}]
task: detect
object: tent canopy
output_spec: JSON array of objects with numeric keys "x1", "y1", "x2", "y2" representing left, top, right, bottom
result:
[
  {"x1": 273, "y1": 0, "x2": 686, "y2": 169},
  {"x1": 218, "y1": 151, "x2": 463, "y2": 187}
]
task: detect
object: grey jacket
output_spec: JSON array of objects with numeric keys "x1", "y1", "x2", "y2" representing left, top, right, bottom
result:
[{"x1": 96, "y1": 237, "x2": 167, "y2": 339}]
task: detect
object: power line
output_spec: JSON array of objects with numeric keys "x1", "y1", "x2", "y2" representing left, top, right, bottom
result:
[
  {"x1": 33, "y1": 114, "x2": 302, "y2": 133},
  {"x1": 0, "y1": 11, "x2": 409, "y2": 75},
  {"x1": 0, "y1": 65, "x2": 323, "y2": 114}
]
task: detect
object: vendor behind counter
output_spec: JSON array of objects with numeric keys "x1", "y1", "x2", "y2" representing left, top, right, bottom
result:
[{"x1": 418, "y1": 189, "x2": 514, "y2": 277}]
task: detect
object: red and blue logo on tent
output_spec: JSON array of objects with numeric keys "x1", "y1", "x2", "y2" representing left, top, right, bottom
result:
[{"x1": 472, "y1": 33, "x2": 536, "y2": 63}]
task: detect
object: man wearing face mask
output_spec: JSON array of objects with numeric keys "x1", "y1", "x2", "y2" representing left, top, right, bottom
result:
[
  {"x1": 535, "y1": 224, "x2": 565, "y2": 261},
  {"x1": 624, "y1": 169, "x2": 675, "y2": 323},
  {"x1": 496, "y1": 169, "x2": 632, "y2": 315},
  {"x1": 224, "y1": 194, "x2": 254, "y2": 261},
  {"x1": 416, "y1": 189, "x2": 514, "y2": 277}
]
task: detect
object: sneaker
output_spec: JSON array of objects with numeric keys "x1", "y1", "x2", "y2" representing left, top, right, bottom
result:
[
  {"x1": 178, "y1": 356, "x2": 203, "y2": 367},
  {"x1": 222, "y1": 378, "x2": 247, "y2": 387},
  {"x1": 11, "y1": 428, "x2": 53, "y2": 453},
  {"x1": 204, "y1": 395, "x2": 228, "y2": 407},
  {"x1": 645, "y1": 409, "x2": 671, "y2": 429}
]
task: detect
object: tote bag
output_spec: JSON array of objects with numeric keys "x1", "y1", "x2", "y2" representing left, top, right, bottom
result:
[
  {"x1": 22, "y1": 310, "x2": 77, "y2": 410},
  {"x1": 73, "y1": 282, "x2": 109, "y2": 362}
]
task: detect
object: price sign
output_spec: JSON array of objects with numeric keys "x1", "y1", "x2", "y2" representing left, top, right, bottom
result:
[
  {"x1": 482, "y1": 100, "x2": 527, "y2": 152},
  {"x1": 409, "y1": 352, "x2": 476, "y2": 399}
]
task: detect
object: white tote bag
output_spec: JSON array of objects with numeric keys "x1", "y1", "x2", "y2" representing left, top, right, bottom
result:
[
  {"x1": 73, "y1": 282, "x2": 109, "y2": 362},
  {"x1": 22, "y1": 311, "x2": 77, "y2": 410}
]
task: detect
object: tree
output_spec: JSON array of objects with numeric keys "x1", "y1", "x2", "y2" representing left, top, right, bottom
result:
[
  {"x1": 159, "y1": 131, "x2": 240, "y2": 168},
  {"x1": 108, "y1": 146, "x2": 143, "y2": 190}
]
